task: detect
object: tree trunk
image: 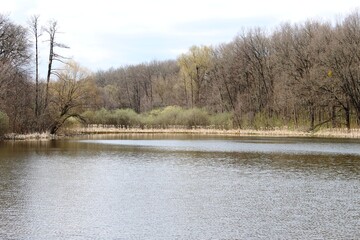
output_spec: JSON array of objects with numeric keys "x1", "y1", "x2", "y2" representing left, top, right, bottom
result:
[
  {"x1": 45, "y1": 39, "x2": 54, "y2": 110},
  {"x1": 49, "y1": 120, "x2": 60, "y2": 135},
  {"x1": 183, "y1": 76, "x2": 188, "y2": 107},
  {"x1": 343, "y1": 99, "x2": 350, "y2": 130},
  {"x1": 331, "y1": 105, "x2": 336, "y2": 128},
  {"x1": 34, "y1": 23, "x2": 39, "y2": 118},
  {"x1": 293, "y1": 105, "x2": 298, "y2": 128},
  {"x1": 310, "y1": 105, "x2": 315, "y2": 131}
]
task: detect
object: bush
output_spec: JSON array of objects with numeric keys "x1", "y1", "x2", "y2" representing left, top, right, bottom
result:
[
  {"x1": 141, "y1": 106, "x2": 182, "y2": 128},
  {"x1": 113, "y1": 109, "x2": 139, "y2": 127},
  {"x1": 140, "y1": 106, "x2": 211, "y2": 128},
  {"x1": 83, "y1": 108, "x2": 140, "y2": 128},
  {"x1": 156, "y1": 106, "x2": 183, "y2": 127},
  {"x1": 82, "y1": 108, "x2": 109, "y2": 125},
  {"x1": 140, "y1": 108, "x2": 162, "y2": 127},
  {"x1": 0, "y1": 111, "x2": 9, "y2": 136},
  {"x1": 82, "y1": 107, "x2": 238, "y2": 130},
  {"x1": 82, "y1": 110, "x2": 96, "y2": 124},
  {"x1": 210, "y1": 112, "x2": 233, "y2": 129},
  {"x1": 179, "y1": 108, "x2": 210, "y2": 128}
]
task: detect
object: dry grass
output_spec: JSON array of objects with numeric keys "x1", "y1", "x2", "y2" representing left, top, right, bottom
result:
[
  {"x1": 72, "y1": 126, "x2": 360, "y2": 139},
  {"x1": 4, "y1": 132, "x2": 54, "y2": 140},
  {"x1": 3, "y1": 127, "x2": 360, "y2": 140}
]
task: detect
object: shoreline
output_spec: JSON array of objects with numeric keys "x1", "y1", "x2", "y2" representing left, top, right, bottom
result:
[
  {"x1": 74, "y1": 127, "x2": 360, "y2": 139},
  {"x1": 3, "y1": 127, "x2": 360, "y2": 140}
]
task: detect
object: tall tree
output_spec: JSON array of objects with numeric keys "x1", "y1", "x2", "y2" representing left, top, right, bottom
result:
[
  {"x1": 0, "y1": 14, "x2": 32, "y2": 133},
  {"x1": 328, "y1": 11, "x2": 360, "y2": 125},
  {"x1": 272, "y1": 21, "x2": 328, "y2": 130},
  {"x1": 178, "y1": 45, "x2": 212, "y2": 108},
  {"x1": 48, "y1": 61, "x2": 98, "y2": 134},
  {"x1": 44, "y1": 20, "x2": 69, "y2": 111},
  {"x1": 209, "y1": 43, "x2": 242, "y2": 128},
  {"x1": 28, "y1": 15, "x2": 41, "y2": 118},
  {"x1": 237, "y1": 28, "x2": 275, "y2": 122},
  {"x1": 0, "y1": 15, "x2": 30, "y2": 67}
]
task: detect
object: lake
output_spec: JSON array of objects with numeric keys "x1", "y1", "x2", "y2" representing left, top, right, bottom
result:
[{"x1": 0, "y1": 135, "x2": 359, "y2": 239}]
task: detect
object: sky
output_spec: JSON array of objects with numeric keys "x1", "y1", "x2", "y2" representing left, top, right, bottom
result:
[{"x1": 1, "y1": 0, "x2": 359, "y2": 76}]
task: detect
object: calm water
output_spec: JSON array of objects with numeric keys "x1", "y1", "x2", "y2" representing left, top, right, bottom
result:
[{"x1": 0, "y1": 135, "x2": 359, "y2": 239}]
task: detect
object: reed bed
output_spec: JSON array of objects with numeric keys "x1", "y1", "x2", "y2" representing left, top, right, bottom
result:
[
  {"x1": 3, "y1": 127, "x2": 360, "y2": 140},
  {"x1": 72, "y1": 126, "x2": 360, "y2": 139},
  {"x1": 4, "y1": 132, "x2": 54, "y2": 140}
]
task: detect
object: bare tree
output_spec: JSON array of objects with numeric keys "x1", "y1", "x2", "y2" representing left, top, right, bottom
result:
[
  {"x1": 272, "y1": 21, "x2": 330, "y2": 130},
  {"x1": 237, "y1": 28, "x2": 275, "y2": 125},
  {"x1": 48, "y1": 61, "x2": 98, "y2": 134},
  {"x1": 328, "y1": 11, "x2": 360, "y2": 126},
  {"x1": 0, "y1": 14, "x2": 32, "y2": 132},
  {"x1": 152, "y1": 60, "x2": 181, "y2": 107},
  {"x1": 43, "y1": 20, "x2": 70, "y2": 111},
  {"x1": 0, "y1": 14, "x2": 30, "y2": 71},
  {"x1": 28, "y1": 15, "x2": 41, "y2": 118},
  {"x1": 209, "y1": 43, "x2": 242, "y2": 128}
]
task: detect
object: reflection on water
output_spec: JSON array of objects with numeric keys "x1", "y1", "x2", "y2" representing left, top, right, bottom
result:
[
  {"x1": 0, "y1": 135, "x2": 359, "y2": 239},
  {"x1": 81, "y1": 137, "x2": 360, "y2": 155}
]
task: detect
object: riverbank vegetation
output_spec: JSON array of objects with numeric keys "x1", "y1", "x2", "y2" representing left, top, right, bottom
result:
[
  {"x1": 82, "y1": 107, "x2": 233, "y2": 130},
  {"x1": 1, "y1": 11, "x2": 360, "y2": 138}
]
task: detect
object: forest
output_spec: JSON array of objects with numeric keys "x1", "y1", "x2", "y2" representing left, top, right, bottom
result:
[{"x1": 1, "y1": 11, "x2": 360, "y2": 136}]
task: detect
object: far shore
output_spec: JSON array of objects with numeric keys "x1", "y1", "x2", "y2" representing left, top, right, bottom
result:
[{"x1": 3, "y1": 127, "x2": 360, "y2": 140}]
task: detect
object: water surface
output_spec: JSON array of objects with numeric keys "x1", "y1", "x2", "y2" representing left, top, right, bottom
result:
[{"x1": 0, "y1": 135, "x2": 359, "y2": 239}]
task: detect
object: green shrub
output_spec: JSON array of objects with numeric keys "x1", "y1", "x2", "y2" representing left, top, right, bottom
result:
[
  {"x1": 156, "y1": 106, "x2": 183, "y2": 127},
  {"x1": 0, "y1": 111, "x2": 9, "y2": 136},
  {"x1": 179, "y1": 108, "x2": 210, "y2": 128},
  {"x1": 92, "y1": 108, "x2": 111, "y2": 125},
  {"x1": 82, "y1": 110, "x2": 96, "y2": 124},
  {"x1": 82, "y1": 107, "x2": 238, "y2": 130},
  {"x1": 82, "y1": 108, "x2": 109, "y2": 125},
  {"x1": 83, "y1": 108, "x2": 140, "y2": 128},
  {"x1": 141, "y1": 106, "x2": 183, "y2": 128},
  {"x1": 61, "y1": 116, "x2": 82, "y2": 130},
  {"x1": 210, "y1": 112, "x2": 233, "y2": 129},
  {"x1": 141, "y1": 108, "x2": 162, "y2": 127},
  {"x1": 113, "y1": 109, "x2": 139, "y2": 127}
]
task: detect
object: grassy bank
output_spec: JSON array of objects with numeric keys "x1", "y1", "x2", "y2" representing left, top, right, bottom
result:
[
  {"x1": 3, "y1": 127, "x2": 360, "y2": 140},
  {"x1": 3, "y1": 132, "x2": 55, "y2": 140},
  {"x1": 70, "y1": 126, "x2": 360, "y2": 139}
]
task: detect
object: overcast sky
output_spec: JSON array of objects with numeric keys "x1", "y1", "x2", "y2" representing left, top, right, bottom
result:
[{"x1": 2, "y1": 0, "x2": 359, "y2": 76}]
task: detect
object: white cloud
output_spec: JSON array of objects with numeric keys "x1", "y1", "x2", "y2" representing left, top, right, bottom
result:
[{"x1": 2, "y1": 2, "x2": 16, "y2": 13}]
